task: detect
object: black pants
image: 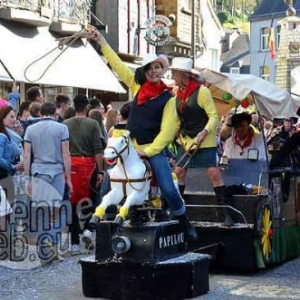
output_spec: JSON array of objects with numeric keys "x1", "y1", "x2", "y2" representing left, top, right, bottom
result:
[{"x1": 69, "y1": 204, "x2": 81, "y2": 245}]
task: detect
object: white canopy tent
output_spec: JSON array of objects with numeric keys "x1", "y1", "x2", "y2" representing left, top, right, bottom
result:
[
  {"x1": 0, "y1": 62, "x2": 13, "y2": 82},
  {"x1": 196, "y1": 69, "x2": 300, "y2": 119}
]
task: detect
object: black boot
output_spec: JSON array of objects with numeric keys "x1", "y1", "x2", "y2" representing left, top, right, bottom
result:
[
  {"x1": 178, "y1": 185, "x2": 185, "y2": 197},
  {"x1": 214, "y1": 186, "x2": 235, "y2": 227},
  {"x1": 154, "y1": 198, "x2": 170, "y2": 222},
  {"x1": 176, "y1": 213, "x2": 198, "y2": 241}
]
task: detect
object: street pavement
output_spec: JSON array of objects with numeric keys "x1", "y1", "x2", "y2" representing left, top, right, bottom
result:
[{"x1": 1, "y1": 247, "x2": 300, "y2": 300}]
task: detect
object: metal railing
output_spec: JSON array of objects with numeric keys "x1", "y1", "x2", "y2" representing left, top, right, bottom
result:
[{"x1": 53, "y1": 0, "x2": 91, "y2": 25}]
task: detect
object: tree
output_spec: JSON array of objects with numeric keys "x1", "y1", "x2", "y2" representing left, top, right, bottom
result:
[
  {"x1": 215, "y1": 0, "x2": 263, "y2": 14},
  {"x1": 218, "y1": 11, "x2": 231, "y2": 24}
]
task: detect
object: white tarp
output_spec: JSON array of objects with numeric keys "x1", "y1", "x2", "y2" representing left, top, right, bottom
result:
[
  {"x1": 0, "y1": 62, "x2": 13, "y2": 82},
  {"x1": 197, "y1": 68, "x2": 299, "y2": 118},
  {"x1": 0, "y1": 21, "x2": 125, "y2": 93}
]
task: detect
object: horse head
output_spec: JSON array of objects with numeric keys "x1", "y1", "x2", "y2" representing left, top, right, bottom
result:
[
  {"x1": 92, "y1": 129, "x2": 150, "y2": 224},
  {"x1": 104, "y1": 130, "x2": 131, "y2": 164}
]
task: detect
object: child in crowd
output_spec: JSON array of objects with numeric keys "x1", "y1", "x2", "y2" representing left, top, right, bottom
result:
[{"x1": 27, "y1": 102, "x2": 42, "y2": 121}]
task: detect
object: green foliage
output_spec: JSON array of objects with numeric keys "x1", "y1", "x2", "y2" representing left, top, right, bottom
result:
[
  {"x1": 217, "y1": 11, "x2": 231, "y2": 24},
  {"x1": 214, "y1": 0, "x2": 259, "y2": 34},
  {"x1": 223, "y1": 22, "x2": 250, "y2": 33},
  {"x1": 215, "y1": 0, "x2": 263, "y2": 16},
  {"x1": 217, "y1": 10, "x2": 248, "y2": 26},
  {"x1": 230, "y1": 16, "x2": 240, "y2": 25}
]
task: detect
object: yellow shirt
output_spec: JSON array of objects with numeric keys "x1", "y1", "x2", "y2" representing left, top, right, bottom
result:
[{"x1": 101, "y1": 44, "x2": 180, "y2": 157}]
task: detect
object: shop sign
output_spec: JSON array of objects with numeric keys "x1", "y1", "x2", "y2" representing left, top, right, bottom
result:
[{"x1": 144, "y1": 15, "x2": 173, "y2": 46}]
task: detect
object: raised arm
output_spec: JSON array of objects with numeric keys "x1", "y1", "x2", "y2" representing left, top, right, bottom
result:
[{"x1": 88, "y1": 28, "x2": 140, "y2": 96}]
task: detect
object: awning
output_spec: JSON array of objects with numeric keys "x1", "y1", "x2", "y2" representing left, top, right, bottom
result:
[
  {"x1": 0, "y1": 61, "x2": 13, "y2": 82},
  {"x1": 0, "y1": 20, "x2": 125, "y2": 93}
]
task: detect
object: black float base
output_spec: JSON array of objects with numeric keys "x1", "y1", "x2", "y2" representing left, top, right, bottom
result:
[
  {"x1": 79, "y1": 253, "x2": 211, "y2": 300},
  {"x1": 189, "y1": 223, "x2": 257, "y2": 271}
]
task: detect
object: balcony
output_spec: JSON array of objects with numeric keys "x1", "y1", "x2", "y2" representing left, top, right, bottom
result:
[
  {"x1": 0, "y1": 0, "x2": 91, "y2": 31},
  {"x1": 0, "y1": 0, "x2": 52, "y2": 26},
  {"x1": 50, "y1": 0, "x2": 92, "y2": 34}
]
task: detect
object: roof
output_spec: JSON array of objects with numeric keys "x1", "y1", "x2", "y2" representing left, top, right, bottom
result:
[
  {"x1": 251, "y1": 0, "x2": 300, "y2": 19},
  {"x1": 221, "y1": 34, "x2": 250, "y2": 67}
]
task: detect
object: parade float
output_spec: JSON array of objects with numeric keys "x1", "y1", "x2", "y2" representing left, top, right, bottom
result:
[
  {"x1": 79, "y1": 70, "x2": 300, "y2": 299},
  {"x1": 184, "y1": 69, "x2": 300, "y2": 271},
  {"x1": 79, "y1": 130, "x2": 211, "y2": 299}
]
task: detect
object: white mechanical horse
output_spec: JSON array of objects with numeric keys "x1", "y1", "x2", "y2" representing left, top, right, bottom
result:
[{"x1": 93, "y1": 130, "x2": 152, "y2": 224}]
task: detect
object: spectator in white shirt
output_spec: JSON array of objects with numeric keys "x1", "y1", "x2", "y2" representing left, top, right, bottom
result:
[{"x1": 223, "y1": 112, "x2": 266, "y2": 160}]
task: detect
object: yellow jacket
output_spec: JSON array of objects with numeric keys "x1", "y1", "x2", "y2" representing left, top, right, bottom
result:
[{"x1": 101, "y1": 44, "x2": 180, "y2": 157}]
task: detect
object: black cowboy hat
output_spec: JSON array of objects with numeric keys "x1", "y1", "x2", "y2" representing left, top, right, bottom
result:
[{"x1": 230, "y1": 112, "x2": 252, "y2": 128}]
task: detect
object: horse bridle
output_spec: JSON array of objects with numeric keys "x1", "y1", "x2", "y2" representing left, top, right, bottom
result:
[
  {"x1": 107, "y1": 135, "x2": 151, "y2": 192},
  {"x1": 106, "y1": 135, "x2": 130, "y2": 161}
]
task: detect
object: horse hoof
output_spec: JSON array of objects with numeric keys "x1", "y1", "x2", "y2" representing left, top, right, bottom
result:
[
  {"x1": 114, "y1": 216, "x2": 124, "y2": 226},
  {"x1": 89, "y1": 216, "x2": 101, "y2": 229}
]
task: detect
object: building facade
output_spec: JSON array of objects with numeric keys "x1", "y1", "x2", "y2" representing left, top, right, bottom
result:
[
  {"x1": 94, "y1": 0, "x2": 224, "y2": 101},
  {"x1": 275, "y1": 15, "x2": 300, "y2": 96},
  {"x1": 155, "y1": 0, "x2": 224, "y2": 71},
  {"x1": 0, "y1": 0, "x2": 124, "y2": 102},
  {"x1": 249, "y1": 0, "x2": 300, "y2": 83},
  {"x1": 95, "y1": 0, "x2": 155, "y2": 57}
]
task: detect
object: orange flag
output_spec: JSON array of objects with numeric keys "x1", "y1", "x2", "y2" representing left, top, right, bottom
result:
[{"x1": 269, "y1": 27, "x2": 276, "y2": 60}]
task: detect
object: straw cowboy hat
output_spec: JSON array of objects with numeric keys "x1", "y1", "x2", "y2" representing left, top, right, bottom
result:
[
  {"x1": 139, "y1": 53, "x2": 169, "y2": 75},
  {"x1": 169, "y1": 57, "x2": 199, "y2": 74}
]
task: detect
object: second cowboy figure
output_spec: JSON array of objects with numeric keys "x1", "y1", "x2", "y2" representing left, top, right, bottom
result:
[{"x1": 171, "y1": 57, "x2": 235, "y2": 227}]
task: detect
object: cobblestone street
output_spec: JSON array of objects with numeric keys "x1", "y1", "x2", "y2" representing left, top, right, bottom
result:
[{"x1": 1, "y1": 250, "x2": 300, "y2": 300}]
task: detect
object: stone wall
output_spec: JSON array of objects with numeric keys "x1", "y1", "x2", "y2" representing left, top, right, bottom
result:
[{"x1": 276, "y1": 16, "x2": 300, "y2": 92}]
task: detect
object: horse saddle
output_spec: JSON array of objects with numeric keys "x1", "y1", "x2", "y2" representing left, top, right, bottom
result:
[{"x1": 143, "y1": 159, "x2": 156, "y2": 186}]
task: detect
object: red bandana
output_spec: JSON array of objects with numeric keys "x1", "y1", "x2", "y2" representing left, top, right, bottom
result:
[
  {"x1": 234, "y1": 128, "x2": 254, "y2": 155},
  {"x1": 177, "y1": 79, "x2": 201, "y2": 113},
  {"x1": 137, "y1": 81, "x2": 171, "y2": 106}
]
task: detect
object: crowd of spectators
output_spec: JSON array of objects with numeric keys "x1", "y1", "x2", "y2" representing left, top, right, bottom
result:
[{"x1": 0, "y1": 86, "x2": 116, "y2": 264}]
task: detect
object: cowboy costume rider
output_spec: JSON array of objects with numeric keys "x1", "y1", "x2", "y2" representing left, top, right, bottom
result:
[{"x1": 170, "y1": 57, "x2": 235, "y2": 226}]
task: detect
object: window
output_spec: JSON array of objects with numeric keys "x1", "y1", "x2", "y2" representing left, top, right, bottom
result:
[
  {"x1": 276, "y1": 25, "x2": 281, "y2": 50},
  {"x1": 261, "y1": 65, "x2": 270, "y2": 81},
  {"x1": 261, "y1": 27, "x2": 270, "y2": 51},
  {"x1": 230, "y1": 67, "x2": 240, "y2": 74}
]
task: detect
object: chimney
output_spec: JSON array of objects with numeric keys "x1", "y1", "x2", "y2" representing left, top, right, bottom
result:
[{"x1": 222, "y1": 29, "x2": 241, "y2": 52}]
